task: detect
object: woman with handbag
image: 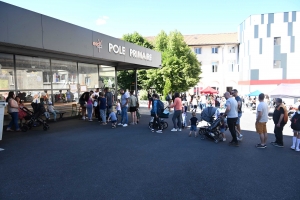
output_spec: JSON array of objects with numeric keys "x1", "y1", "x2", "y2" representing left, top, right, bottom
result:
[{"x1": 6, "y1": 91, "x2": 21, "y2": 132}]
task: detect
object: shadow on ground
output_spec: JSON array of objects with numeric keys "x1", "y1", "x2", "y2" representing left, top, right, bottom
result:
[{"x1": 0, "y1": 113, "x2": 299, "y2": 200}]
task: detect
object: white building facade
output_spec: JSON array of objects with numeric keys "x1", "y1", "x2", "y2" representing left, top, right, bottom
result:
[
  {"x1": 238, "y1": 11, "x2": 300, "y2": 95},
  {"x1": 185, "y1": 33, "x2": 239, "y2": 95}
]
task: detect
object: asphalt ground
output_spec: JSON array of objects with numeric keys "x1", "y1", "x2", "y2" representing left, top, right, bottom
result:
[{"x1": 0, "y1": 109, "x2": 299, "y2": 200}]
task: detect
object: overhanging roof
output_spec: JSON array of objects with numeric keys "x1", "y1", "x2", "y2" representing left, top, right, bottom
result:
[{"x1": 0, "y1": 1, "x2": 161, "y2": 70}]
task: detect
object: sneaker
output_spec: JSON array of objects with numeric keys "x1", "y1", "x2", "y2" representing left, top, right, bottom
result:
[
  {"x1": 89, "y1": 119, "x2": 93, "y2": 122},
  {"x1": 171, "y1": 128, "x2": 177, "y2": 132},
  {"x1": 151, "y1": 129, "x2": 154, "y2": 132},
  {"x1": 291, "y1": 145, "x2": 295, "y2": 150},
  {"x1": 82, "y1": 116, "x2": 86, "y2": 120},
  {"x1": 178, "y1": 129, "x2": 182, "y2": 132},
  {"x1": 156, "y1": 130, "x2": 163, "y2": 133},
  {"x1": 239, "y1": 134, "x2": 243, "y2": 138},
  {"x1": 117, "y1": 123, "x2": 123, "y2": 126},
  {"x1": 123, "y1": 124, "x2": 128, "y2": 127},
  {"x1": 229, "y1": 141, "x2": 239, "y2": 147},
  {"x1": 256, "y1": 144, "x2": 266, "y2": 148},
  {"x1": 270, "y1": 141, "x2": 277, "y2": 145},
  {"x1": 189, "y1": 133, "x2": 191, "y2": 137},
  {"x1": 274, "y1": 143, "x2": 284, "y2": 148},
  {"x1": 223, "y1": 138, "x2": 226, "y2": 142},
  {"x1": 237, "y1": 137, "x2": 243, "y2": 141},
  {"x1": 6, "y1": 128, "x2": 13, "y2": 132},
  {"x1": 130, "y1": 122, "x2": 135, "y2": 125},
  {"x1": 296, "y1": 148, "x2": 300, "y2": 152}
]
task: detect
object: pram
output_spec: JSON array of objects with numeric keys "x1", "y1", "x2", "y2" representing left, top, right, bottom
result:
[
  {"x1": 20, "y1": 102, "x2": 50, "y2": 132},
  {"x1": 149, "y1": 107, "x2": 169, "y2": 130},
  {"x1": 198, "y1": 107, "x2": 223, "y2": 143}
]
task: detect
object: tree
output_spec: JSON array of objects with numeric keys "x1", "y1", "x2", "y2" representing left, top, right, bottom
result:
[
  {"x1": 144, "y1": 30, "x2": 201, "y2": 94},
  {"x1": 117, "y1": 32, "x2": 154, "y2": 90}
]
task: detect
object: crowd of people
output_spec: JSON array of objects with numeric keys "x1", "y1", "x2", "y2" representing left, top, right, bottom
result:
[
  {"x1": 4, "y1": 88, "x2": 300, "y2": 151},
  {"x1": 147, "y1": 89, "x2": 300, "y2": 150},
  {"x1": 78, "y1": 88, "x2": 140, "y2": 128}
]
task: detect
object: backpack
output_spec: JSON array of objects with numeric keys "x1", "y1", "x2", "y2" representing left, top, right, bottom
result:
[
  {"x1": 277, "y1": 105, "x2": 288, "y2": 124},
  {"x1": 165, "y1": 95, "x2": 170, "y2": 101},
  {"x1": 157, "y1": 100, "x2": 165, "y2": 114},
  {"x1": 291, "y1": 113, "x2": 300, "y2": 130}
]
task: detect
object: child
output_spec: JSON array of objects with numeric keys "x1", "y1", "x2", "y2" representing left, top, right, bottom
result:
[
  {"x1": 290, "y1": 105, "x2": 300, "y2": 151},
  {"x1": 108, "y1": 110, "x2": 118, "y2": 128},
  {"x1": 116, "y1": 99, "x2": 121, "y2": 116},
  {"x1": 189, "y1": 112, "x2": 198, "y2": 137},
  {"x1": 47, "y1": 102, "x2": 59, "y2": 121},
  {"x1": 182, "y1": 103, "x2": 188, "y2": 128},
  {"x1": 136, "y1": 108, "x2": 141, "y2": 124},
  {"x1": 219, "y1": 113, "x2": 227, "y2": 141}
]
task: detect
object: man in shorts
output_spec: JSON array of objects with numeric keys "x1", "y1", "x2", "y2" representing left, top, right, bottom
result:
[
  {"x1": 232, "y1": 89, "x2": 243, "y2": 140},
  {"x1": 255, "y1": 93, "x2": 269, "y2": 148}
]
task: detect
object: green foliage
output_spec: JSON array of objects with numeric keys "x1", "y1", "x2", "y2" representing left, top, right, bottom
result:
[
  {"x1": 122, "y1": 32, "x2": 154, "y2": 49},
  {"x1": 119, "y1": 30, "x2": 201, "y2": 94},
  {"x1": 163, "y1": 79, "x2": 171, "y2": 97},
  {"x1": 151, "y1": 30, "x2": 201, "y2": 94},
  {"x1": 117, "y1": 32, "x2": 154, "y2": 90},
  {"x1": 138, "y1": 89, "x2": 148, "y2": 100}
]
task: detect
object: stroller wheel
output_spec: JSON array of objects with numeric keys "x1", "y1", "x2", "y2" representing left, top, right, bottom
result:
[
  {"x1": 21, "y1": 126, "x2": 28, "y2": 132},
  {"x1": 148, "y1": 122, "x2": 153, "y2": 130},
  {"x1": 198, "y1": 129, "x2": 205, "y2": 140},
  {"x1": 43, "y1": 126, "x2": 48, "y2": 131},
  {"x1": 214, "y1": 139, "x2": 219, "y2": 144},
  {"x1": 162, "y1": 122, "x2": 168, "y2": 130}
]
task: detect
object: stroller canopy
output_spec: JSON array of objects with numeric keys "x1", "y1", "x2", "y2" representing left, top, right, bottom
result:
[{"x1": 201, "y1": 107, "x2": 217, "y2": 122}]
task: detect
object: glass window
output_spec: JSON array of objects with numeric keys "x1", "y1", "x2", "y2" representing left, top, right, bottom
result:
[
  {"x1": 99, "y1": 65, "x2": 116, "y2": 94},
  {"x1": 194, "y1": 48, "x2": 201, "y2": 54},
  {"x1": 274, "y1": 37, "x2": 281, "y2": 45},
  {"x1": 15, "y1": 55, "x2": 51, "y2": 103},
  {"x1": 229, "y1": 47, "x2": 235, "y2": 53},
  {"x1": 212, "y1": 62, "x2": 218, "y2": 73},
  {"x1": 0, "y1": 53, "x2": 14, "y2": 101},
  {"x1": 273, "y1": 60, "x2": 281, "y2": 68},
  {"x1": 78, "y1": 63, "x2": 98, "y2": 93},
  {"x1": 16, "y1": 55, "x2": 51, "y2": 90},
  {"x1": 51, "y1": 60, "x2": 78, "y2": 103},
  {"x1": 212, "y1": 47, "x2": 218, "y2": 54}
]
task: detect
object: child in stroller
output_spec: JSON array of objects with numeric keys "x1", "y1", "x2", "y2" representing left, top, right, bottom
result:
[{"x1": 198, "y1": 107, "x2": 223, "y2": 143}]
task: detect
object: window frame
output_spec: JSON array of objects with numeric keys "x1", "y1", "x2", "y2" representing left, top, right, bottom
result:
[
  {"x1": 194, "y1": 47, "x2": 201, "y2": 54},
  {"x1": 274, "y1": 37, "x2": 281, "y2": 46},
  {"x1": 212, "y1": 47, "x2": 218, "y2": 54}
]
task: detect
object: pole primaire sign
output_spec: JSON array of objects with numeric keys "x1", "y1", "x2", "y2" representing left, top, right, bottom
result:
[{"x1": 93, "y1": 39, "x2": 152, "y2": 61}]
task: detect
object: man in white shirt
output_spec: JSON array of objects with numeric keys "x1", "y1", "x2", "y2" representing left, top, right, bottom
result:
[
  {"x1": 224, "y1": 92, "x2": 239, "y2": 146},
  {"x1": 255, "y1": 93, "x2": 269, "y2": 148}
]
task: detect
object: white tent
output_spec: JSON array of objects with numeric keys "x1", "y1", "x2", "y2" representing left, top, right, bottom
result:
[{"x1": 269, "y1": 84, "x2": 300, "y2": 98}]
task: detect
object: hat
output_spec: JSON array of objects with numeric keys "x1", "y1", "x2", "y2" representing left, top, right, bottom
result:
[
  {"x1": 232, "y1": 89, "x2": 238, "y2": 92},
  {"x1": 48, "y1": 101, "x2": 52, "y2": 105}
]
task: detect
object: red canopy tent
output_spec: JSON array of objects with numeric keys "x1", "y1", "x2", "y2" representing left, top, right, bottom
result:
[{"x1": 200, "y1": 86, "x2": 219, "y2": 94}]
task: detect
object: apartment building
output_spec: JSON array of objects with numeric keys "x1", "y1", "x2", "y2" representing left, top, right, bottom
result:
[
  {"x1": 185, "y1": 33, "x2": 239, "y2": 95},
  {"x1": 238, "y1": 11, "x2": 300, "y2": 94}
]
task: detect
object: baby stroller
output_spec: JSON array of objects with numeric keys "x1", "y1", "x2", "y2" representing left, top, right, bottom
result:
[
  {"x1": 198, "y1": 107, "x2": 223, "y2": 143},
  {"x1": 149, "y1": 107, "x2": 169, "y2": 130},
  {"x1": 20, "y1": 102, "x2": 50, "y2": 132}
]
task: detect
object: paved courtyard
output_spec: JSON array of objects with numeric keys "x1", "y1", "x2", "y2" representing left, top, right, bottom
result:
[{"x1": 0, "y1": 107, "x2": 299, "y2": 199}]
